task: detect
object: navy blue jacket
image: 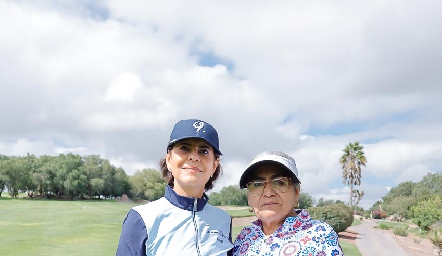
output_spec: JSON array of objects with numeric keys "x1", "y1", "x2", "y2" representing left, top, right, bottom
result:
[{"x1": 116, "y1": 185, "x2": 233, "y2": 256}]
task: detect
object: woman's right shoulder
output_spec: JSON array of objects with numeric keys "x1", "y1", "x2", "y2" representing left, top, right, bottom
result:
[{"x1": 133, "y1": 197, "x2": 167, "y2": 213}]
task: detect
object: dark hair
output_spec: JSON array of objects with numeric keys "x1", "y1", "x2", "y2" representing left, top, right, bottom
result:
[{"x1": 159, "y1": 146, "x2": 222, "y2": 191}]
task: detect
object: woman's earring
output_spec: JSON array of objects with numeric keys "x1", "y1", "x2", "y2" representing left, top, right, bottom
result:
[
  {"x1": 295, "y1": 201, "x2": 299, "y2": 208},
  {"x1": 248, "y1": 206, "x2": 253, "y2": 212}
]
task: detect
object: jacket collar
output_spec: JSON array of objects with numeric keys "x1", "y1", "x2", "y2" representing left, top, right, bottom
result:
[{"x1": 164, "y1": 185, "x2": 208, "y2": 211}]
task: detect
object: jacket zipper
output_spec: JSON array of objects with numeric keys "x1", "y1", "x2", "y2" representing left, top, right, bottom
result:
[{"x1": 193, "y1": 198, "x2": 202, "y2": 256}]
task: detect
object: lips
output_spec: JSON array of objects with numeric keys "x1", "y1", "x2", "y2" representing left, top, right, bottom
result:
[
  {"x1": 183, "y1": 166, "x2": 202, "y2": 172},
  {"x1": 261, "y1": 201, "x2": 279, "y2": 207}
]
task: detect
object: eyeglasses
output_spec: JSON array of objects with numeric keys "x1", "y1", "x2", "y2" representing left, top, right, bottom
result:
[{"x1": 246, "y1": 177, "x2": 291, "y2": 196}]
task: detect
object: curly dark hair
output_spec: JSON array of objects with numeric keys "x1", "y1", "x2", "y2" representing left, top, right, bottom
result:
[{"x1": 159, "y1": 146, "x2": 222, "y2": 191}]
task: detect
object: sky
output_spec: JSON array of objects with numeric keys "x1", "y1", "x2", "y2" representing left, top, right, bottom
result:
[{"x1": 1, "y1": 0, "x2": 441, "y2": 210}]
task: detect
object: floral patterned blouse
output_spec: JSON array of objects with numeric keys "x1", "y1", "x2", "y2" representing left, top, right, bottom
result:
[{"x1": 232, "y1": 209, "x2": 343, "y2": 256}]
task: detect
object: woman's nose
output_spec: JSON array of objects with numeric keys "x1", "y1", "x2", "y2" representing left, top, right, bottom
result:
[
  {"x1": 188, "y1": 149, "x2": 200, "y2": 162},
  {"x1": 262, "y1": 182, "x2": 276, "y2": 196}
]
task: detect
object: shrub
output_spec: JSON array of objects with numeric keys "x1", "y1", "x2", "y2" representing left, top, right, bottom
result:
[
  {"x1": 362, "y1": 211, "x2": 371, "y2": 219},
  {"x1": 377, "y1": 223, "x2": 390, "y2": 230},
  {"x1": 393, "y1": 227, "x2": 408, "y2": 237},
  {"x1": 410, "y1": 196, "x2": 442, "y2": 231},
  {"x1": 383, "y1": 196, "x2": 416, "y2": 219},
  {"x1": 409, "y1": 227, "x2": 427, "y2": 238},
  {"x1": 371, "y1": 210, "x2": 388, "y2": 219},
  {"x1": 428, "y1": 226, "x2": 442, "y2": 253},
  {"x1": 389, "y1": 214, "x2": 403, "y2": 222},
  {"x1": 308, "y1": 203, "x2": 353, "y2": 233}
]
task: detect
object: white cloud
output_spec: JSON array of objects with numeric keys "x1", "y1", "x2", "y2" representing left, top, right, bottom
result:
[
  {"x1": 1, "y1": 0, "x2": 442, "y2": 210},
  {"x1": 104, "y1": 73, "x2": 143, "y2": 103},
  {"x1": 54, "y1": 147, "x2": 88, "y2": 154}
]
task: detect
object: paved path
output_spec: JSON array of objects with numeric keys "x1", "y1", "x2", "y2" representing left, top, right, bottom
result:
[{"x1": 348, "y1": 219, "x2": 410, "y2": 256}]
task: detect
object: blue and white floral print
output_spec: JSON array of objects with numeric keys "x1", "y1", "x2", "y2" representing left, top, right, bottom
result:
[{"x1": 233, "y1": 209, "x2": 343, "y2": 256}]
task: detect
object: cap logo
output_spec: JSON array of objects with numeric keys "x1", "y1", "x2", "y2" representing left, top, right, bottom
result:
[{"x1": 193, "y1": 121, "x2": 205, "y2": 132}]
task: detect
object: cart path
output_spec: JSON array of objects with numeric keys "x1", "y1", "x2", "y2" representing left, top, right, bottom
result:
[{"x1": 348, "y1": 219, "x2": 411, "y2": 256}]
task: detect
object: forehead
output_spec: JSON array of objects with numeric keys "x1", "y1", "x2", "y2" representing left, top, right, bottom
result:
[{"x1": 249, "y1": 162, "x2": 289, "y2": 179}]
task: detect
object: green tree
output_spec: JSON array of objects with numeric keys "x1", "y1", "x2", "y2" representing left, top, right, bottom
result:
[
  {"x1": 410, "y1": 196, "x2": 442, "y2": 231},
  {"x1": 210, "y1": 186, "x2": 247, "y2": 206},
  {"x1": 0, "y1": 153, "x2": 131, "y2": 199},
  {"x1": 369, "y1": 200, "x2": 387, "y2": 213},
  {"x1": 129, "y1": 169, "x2": 166, "y2": 201},
  {"x1": 413, "y1": 172, "x2": 442, "y2": 199},
  {"x1": 82, "y1": 155, "x2": 104, "y2": 197},
  {"x1": 1, "y1": 156, "x2": 32, "y2": 198},
  {"x1": 89, "y1": 178, "x2": 105, "y2": 197},
  {"x1": 31, "y1": 155, "x2": 57, "y2": 196},
  {"x1": 143, "y1": 169, "x2": 166, "y2": 201},
  {"x1": 340, "y1": 142, "x2": 367, "y2": 208},
  {"x1": 64, "y1": 169, "x2": 87, "y2": 200},
  {"x1": 317, "y1": 197, "x2": 336, "y2": 207},
  {"x1": 298, "y1": 192, "x2": 315, "y2": 209},
  {"x1": 0, "y1": 155, "x2": 9, "y2": 197},
  {"x1": 113, "y1": 167, "x2": 131, "y2": 197},
  {"x1": 383, "y1": 181, "x2": 414, "y2": 201},
  {"x1": 208, "y1": 192, "x2": 223, "y2": 205},
  {"x1": 383, "y1": 196, "x2": 416, "y2": 219}
]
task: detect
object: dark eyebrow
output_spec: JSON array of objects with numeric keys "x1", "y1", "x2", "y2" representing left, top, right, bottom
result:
[
  {"x1": 176, "y1": 141, "x2": 211, "y2": 149},
  {"x1": 176, "y1": 142, "x2": 191, "y2": 147},
  {"x1": 271, "y1": 173, "x2": 286, "y2": 179}
]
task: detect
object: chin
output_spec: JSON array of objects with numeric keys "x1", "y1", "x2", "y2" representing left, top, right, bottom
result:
[{"x1": 257, "y1": 210, "x2": 279, "y2": 219}]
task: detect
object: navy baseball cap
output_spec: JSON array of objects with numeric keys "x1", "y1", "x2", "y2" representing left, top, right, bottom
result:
[
  {"x1": 240, "y1": 151, "x2": 300, "y2": 189},
  {"x1": 168, "y1": 119, "x2": 222, "y2": 155}
]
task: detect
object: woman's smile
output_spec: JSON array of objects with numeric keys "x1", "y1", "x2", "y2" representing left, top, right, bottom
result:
[{"x1": 182, "y1": 165, "x2": 202, "y2": 173}]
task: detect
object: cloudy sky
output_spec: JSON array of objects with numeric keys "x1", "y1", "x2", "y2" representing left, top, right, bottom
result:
[{"x1": 1, "y1": 0, "x2": 441, "y2": 209}]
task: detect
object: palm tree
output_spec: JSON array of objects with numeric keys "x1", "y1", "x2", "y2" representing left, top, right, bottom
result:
[
  {"x1": 352, "y1": 189, "x2": 364, "y2": 215},
  {"x1": 340, "y1": 142, "x2": 367, "y2": 209}
]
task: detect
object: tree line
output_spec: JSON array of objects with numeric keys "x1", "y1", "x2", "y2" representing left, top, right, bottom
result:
[
  {"x1": 1, "y1": 141, "x2": 368, "y2": 206},
  {"x1": 369, "y1": 171, "x2": 442, "y2": 230},
  {"x1": 0, "y1": 152, "x2": 319, "y2": 209},
  {"x1": 0, "y1": 153, "x2": 131, "y2": 199}
]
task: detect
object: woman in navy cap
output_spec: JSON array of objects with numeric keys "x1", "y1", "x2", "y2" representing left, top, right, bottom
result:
[
  {"x1": 232, "y1": 151, "x2": 343, "y2": 256},
  {"x1": 116, "y1": 119, "x2": 233, "y2": 256}
]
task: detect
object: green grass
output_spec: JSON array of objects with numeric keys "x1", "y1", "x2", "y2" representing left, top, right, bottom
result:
[
  {"x1": 393, "y1": 227, "x2": 408, "y2": 237},
  {"x1": 376, "y1": 220, "x2": 408, "y2": 229},
  {"x1": 377, "y1": 222, "x2": 390, "y2": 230},
  {"x1": 1, "y1": 200, "x2": 362, "y2": 256},
  {"x1": 227, "y1": 208, "x2": 255, "y2": 238},
  {"x1": 339, "y1": 240, "x2": 362, "y2": 256},
  {"x1": 0, "y1": 198, "x2": 138, "y2": 256},
  {"x1": 351, "y1": 218, "x2": 362, "y2": 226},
  {"x1": 225, "y1": 209, "x2": 255, "y2": 218},
  {"x1": 409, "y1": 227, "x2": 427, "y2": 237}
]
